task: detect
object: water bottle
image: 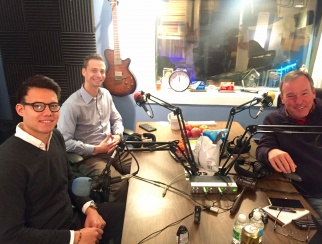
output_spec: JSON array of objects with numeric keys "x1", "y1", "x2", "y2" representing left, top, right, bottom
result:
[
  {"x1": 232, "y1": 213, "x2": 247, "y2": 244},
  {"x1": 249, "y1": 210, "x2": 264, "y2": 243}
]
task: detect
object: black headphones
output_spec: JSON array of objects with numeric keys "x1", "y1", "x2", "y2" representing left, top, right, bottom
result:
[
  {"x1": 226, "y1": 136, "x2": 251, "y2": 154},
  {"x1": 126, "y1": 133, "x2": 156, "y2": 148},
  {"x1": 234, "y1": 159, "x2": 272, "y2": 179}
]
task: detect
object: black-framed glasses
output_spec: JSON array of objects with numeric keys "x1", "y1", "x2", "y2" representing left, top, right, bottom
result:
[
  {"x1": 21, "y1": 102, "x2": 61, "y2": 112},
  {"x1": 273, "y1": 211, "x2": 310, "y2": 242}
]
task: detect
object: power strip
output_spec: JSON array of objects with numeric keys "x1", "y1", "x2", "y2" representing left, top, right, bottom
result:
[{"x1": 189, "y1": 175, "x2": 238, "y2": 194}]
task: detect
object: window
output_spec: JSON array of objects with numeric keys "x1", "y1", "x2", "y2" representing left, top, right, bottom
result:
[{"x1": 156, "y1": 0, "x2": 318, "y2": 88}]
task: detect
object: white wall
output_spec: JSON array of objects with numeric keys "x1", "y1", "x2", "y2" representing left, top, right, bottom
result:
[{"x1": 93, "y1": 0, "x2": 158, "y2": 129}]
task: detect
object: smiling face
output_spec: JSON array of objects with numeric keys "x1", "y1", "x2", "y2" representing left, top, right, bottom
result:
[
  {"x1": 16, "y1": 87, "x2": 60, "y2": 143},
  {"x1": 280, "y1": 75, "x2": 316, "y2": 120},
  {"x1": 82, "y1": 59, "x2": 106, "y2": 89}
]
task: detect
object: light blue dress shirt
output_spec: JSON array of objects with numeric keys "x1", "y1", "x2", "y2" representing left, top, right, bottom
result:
[{"x1": 57, "y1": 85, "x2": 124, "y2": 156}]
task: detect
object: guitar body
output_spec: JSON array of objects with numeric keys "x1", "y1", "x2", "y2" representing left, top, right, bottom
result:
[
  {"x1": 104, "y1": 48, "x2": 136, "y2": 96},
  {"x1": 104, "y1": 0, "x2": 137, "y2": 97}
]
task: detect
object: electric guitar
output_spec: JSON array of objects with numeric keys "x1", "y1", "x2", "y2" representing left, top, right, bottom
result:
[{"x1": 104, "y1": 0, "x2": 136, "y2": 96}]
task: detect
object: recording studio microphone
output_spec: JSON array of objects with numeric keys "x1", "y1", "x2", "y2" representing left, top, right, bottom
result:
[
  {"x1": 255, "y1": 92, "x2": 276, "y2": 118},
  {"x1": 134, "y1": 92, "x2": 152, "y2": 118},
  {"x1": 230, "y1": 176, "x2": 257, "y2": 215}
]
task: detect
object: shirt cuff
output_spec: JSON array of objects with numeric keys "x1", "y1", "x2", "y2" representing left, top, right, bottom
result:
[
  {"x1": 70, "y1": 230, "x2": 74, "y2": 244},
  {"x1": 84, "y1": 144, "x2": 95, "y2": 156},
  {"x1": 82, "y1": 200, "x2": 93, "y2": 214}
]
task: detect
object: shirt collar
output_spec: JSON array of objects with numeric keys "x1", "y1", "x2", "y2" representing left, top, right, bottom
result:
[
  {"x1": 15, "y1": 123, "x2": 52, "y2": 151},
  {"x1": 80, "y1": 85, "x2": 103, "y2": 104}
]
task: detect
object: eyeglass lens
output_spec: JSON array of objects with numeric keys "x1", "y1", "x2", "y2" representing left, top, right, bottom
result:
[{"x1": 26, "y1": 102, "x2": 60, "y2": 112}]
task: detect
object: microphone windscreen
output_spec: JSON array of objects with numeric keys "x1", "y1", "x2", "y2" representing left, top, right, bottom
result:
[
  {"x1": 267, "y1": 91, "x2": 276, "y2": 102},
  {"x1": 133, "y1": 92, "x2": 141, "y2": 101},
  {"x1": 72, "y1": 177, "x2": 92, "y2": 196}
]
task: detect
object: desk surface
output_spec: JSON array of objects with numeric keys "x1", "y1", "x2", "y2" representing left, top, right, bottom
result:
[{"x1": 122, "y1": 121, "x2": 316, "y2": 244}]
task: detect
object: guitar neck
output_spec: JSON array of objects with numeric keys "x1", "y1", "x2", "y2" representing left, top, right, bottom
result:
[{"x1": 112, "y1": 1, "x2": 121, "y2": 65}]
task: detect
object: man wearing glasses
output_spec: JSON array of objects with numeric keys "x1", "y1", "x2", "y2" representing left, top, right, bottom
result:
[{"x1": 0, "y1": 75, "x2": 125, "y2": 243}]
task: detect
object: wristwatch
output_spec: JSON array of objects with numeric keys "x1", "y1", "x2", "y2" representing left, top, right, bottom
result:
[{"x1": 89, "y1": 200, "x2": 97, "y2": 209}]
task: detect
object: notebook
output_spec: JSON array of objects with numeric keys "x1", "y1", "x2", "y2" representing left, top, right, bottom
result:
[{"x1": 262, "y1": 205, "x2": 310, "y2": 226}]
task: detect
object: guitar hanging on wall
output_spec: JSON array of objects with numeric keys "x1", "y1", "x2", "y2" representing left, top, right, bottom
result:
[{"x1": 104, "y1": 0, "x2": 137, "y2": 96}]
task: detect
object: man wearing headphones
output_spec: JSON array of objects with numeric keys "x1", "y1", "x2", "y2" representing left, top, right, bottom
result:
[
  {"x1": 57, "y1": 53, "x2": 131, "y2": 203},
  {"x1": 256, "y1": 70, "x2": 322, "y2": 217}
]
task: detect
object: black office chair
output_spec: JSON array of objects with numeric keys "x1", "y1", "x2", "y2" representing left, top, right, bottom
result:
[{"x1": 277, "y1": 88, "x2": 322, "y2": 109}]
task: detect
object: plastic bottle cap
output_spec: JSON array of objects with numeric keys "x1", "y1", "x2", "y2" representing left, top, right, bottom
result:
[
  {"x1": 238, "y1": 213, "x2": 247, "y2": 222},
  {"x1": 253, "y1": 211, "x2": 261, "y2": 220}
]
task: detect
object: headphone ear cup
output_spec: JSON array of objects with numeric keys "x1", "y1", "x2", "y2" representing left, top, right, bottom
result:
[
  {"x1": 143, "y1": 133, "x2": 156, "y2": 147},
  {"x1": 226, "y1": 136, "x2": 251, "y2": 154},
  {"x1": 226, "y1": 140, "x2": 236, "y2": 154},
  {"x1": 142, "y1": 133, "x2": 156, "y2": 142},
  {"x1": 126, "y1": 133, "x2": 142, "y2": 148}
]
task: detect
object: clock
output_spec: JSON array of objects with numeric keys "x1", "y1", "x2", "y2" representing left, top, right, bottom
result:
[{"x1": 169, "y1": 70, "x2": 190, "y2": 92}]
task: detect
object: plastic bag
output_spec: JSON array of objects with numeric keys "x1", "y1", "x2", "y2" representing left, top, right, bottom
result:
[
  {"x1": 192, "y1": 129, "x2": 227, "y2": 172},
  {"x1": 193, "y1": 136, "x2": 221, "y2": 172}
]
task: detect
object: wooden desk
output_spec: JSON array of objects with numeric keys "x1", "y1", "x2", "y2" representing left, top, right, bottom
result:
[{"x1": 122, "y1": 121, "x2": 316, "y2": 243}]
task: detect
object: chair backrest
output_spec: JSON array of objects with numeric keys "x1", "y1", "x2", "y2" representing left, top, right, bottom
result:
[{"x1": 277, "y1": 88, "x2": 322, "y2": 109}]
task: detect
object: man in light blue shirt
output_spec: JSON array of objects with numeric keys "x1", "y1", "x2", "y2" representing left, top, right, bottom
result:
[{"x1": 58, "y1": 53, "x2": 131, "y2": 203}]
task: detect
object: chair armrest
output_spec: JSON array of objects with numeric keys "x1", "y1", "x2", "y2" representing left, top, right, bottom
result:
[{"x1": 67, "y1": 153, "x2": 84, "y2": 164}]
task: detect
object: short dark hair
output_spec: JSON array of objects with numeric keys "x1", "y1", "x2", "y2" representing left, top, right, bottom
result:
[
  {"x1": 280, "y1": 70, "x2": 315, "y2": 94},
  {"x1": 16, "y1": 75, "x2": 61, "y2": 103},
  {"x1": 83, "y1": 53, "x2": 105, "y2": 68}
]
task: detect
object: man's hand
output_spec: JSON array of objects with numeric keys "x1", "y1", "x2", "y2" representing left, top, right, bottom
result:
[
  {"x1": 268, "y1": 148, "x2": 297, "y2": 173},
  {"x1": 84, "y1": 207, "x2": 106, "y2": 229},
  {"x1": 93, "y1": 134, "x2": 118, "y2": 154},
  {"x1": 75, "y1": 227, "x2": 103, "y2": 244}
]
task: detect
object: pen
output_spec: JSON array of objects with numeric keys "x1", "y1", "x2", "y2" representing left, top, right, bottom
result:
[{"x1": 269, "y1": 206, "x2": 297, "y2": 213}]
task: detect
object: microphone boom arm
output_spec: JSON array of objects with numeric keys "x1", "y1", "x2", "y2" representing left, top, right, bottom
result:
[
  {"x1": 219, "y1": 97, "x2": 262, "y2": 162},
  {"x1": 142, "y1": 92, "x2": 199, "y2": 175}
]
